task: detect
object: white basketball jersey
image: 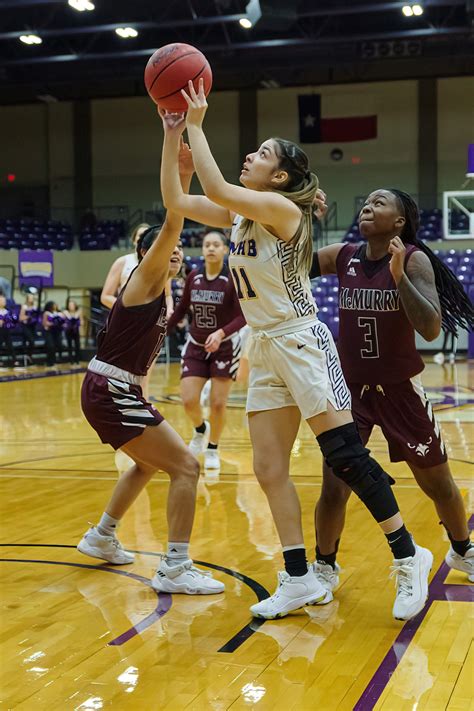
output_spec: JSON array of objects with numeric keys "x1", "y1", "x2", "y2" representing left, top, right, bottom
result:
[
  {"x1": 120, "y1": 252, "x2": 139, "y2": 289},
  {"x1": 229, "y1": 215, "x2": 317, "y2": 331}
]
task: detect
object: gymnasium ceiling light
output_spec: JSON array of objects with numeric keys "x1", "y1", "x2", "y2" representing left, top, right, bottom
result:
[
  {"x1": 402, "y1": 4, "x2": 424, "y2": 16},
  {"x1": 19, "y1": 34, "x2": 42, "y2": 44},
  {"x1": 115, "y1": 27, "x2": 138, "y2": 39},
  {"x1": 68, "y1": 0, "x2": 95, "y2": 12},
  {"x1": 239, "y1": 0, "x2": 262, "y2": 29}
]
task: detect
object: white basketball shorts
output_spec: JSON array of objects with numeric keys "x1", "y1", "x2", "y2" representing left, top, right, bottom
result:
[{"x1": 246, "y1": 319, "x2": 351, "y2": 420}]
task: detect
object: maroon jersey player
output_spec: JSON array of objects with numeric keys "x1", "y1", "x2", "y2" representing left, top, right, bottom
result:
[
  {"x1": 167, "y1": 231, "x2": 245, "y2": 470},
  {"x1": 310, "y1": 188, "x2": 474, "y2": 592},
  {"x1": 77, "y1": 116, "x2": 224, "y2": 596}
]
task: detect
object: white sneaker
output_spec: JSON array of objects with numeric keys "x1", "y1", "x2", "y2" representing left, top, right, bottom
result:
[
  {"x1": 151, "y1": 557, "x2": 225, "y2": 595},
  {"x1": 433, "y1": 352, "x2": 444, "y2": 365},
  {"x1": 77, "y1": 526, "x2": 135, "y2": 565},
  {"x1": 312, "y1": 561, "x2": 341, "y2": 592},
  {"x1": 188, "y1": 420, "x2": 210, "y2": 456},
  {"x1": 445, "y1": 545, "x2": 474, "y2": 582},
  {"x1": 204, "y1": 448, "x2": 220, "y2": 470},
  {"x1": 200, "y1": 380, "x2": 211, "y2": 407},
  {"x1": 250, "y1": 568, "x2": 333, "y2": 620},
  {"x1": 447, "y1": 353, "x2": 456, "y2": 364},
  {"x1": 391, "y1": 545, "x2": 433, "y2": 620}
]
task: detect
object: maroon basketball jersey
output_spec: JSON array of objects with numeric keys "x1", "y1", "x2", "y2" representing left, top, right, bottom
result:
[
  {"x1": 336, "y1": 243, "x2": 424, "y2": 384},
  {"x1": 167, "y1": 265, "x2": 245, "y2": 344},
  {"x1": 96, "y1": 290, "x2": 167, "y2": 376}
]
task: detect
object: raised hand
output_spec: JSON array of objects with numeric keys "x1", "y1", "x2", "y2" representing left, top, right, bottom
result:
[
  {"x1": 313, "y1": 188, "x2": 328, "y2": 221},
  {"x1": 178, "y1": 137, "x2": 195, "y2": 176},
  {"x1": 388, "y1": 235, "x2": 406, "y2": 284},
  {"x1": 158, "y1": 106, "x2": 186, "y2": 135},
  {"x1": 181, "y1": 78, "x2": 208, "y2": 128}
]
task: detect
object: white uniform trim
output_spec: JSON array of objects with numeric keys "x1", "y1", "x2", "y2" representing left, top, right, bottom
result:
[
  {"x1": 246, "y1": 319, "x2": 351, "y2": 419},
  {"x1": 88, "y1": 356, "x2": 143, "y2": 385}
]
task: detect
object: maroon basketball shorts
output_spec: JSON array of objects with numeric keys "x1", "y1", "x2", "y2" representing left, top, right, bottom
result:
[
  {"x1": 180, "y1": 334, "x2": 241, "y2": 380},
  {"x1": 349, "y1": 376, "x2": 447, "y2": 468},
  {"x1": 81, "y1": 371, "x2": 164, "y2": 450}
]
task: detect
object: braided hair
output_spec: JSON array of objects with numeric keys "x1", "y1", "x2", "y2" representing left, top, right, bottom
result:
[
  {"x1": 389, "y1": 189, "x2": 473, "y2": 336},
  {"x1": 240, "y1": 137, "x2": 319, "y2": 276}
]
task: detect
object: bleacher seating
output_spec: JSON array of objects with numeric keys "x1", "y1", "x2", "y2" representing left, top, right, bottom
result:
[
  {"x1": 0, "y1": 218, "x2": 74, "y2": 251},
  {"x1": 79, "y1": 219, "x2": 126, "y2": 250},
  {"x1": 310, "y1": 275, "x2": 340, "y2": 340},
  {"x1": 0, "y1": 218, "x2": 127, "y2": 251}
]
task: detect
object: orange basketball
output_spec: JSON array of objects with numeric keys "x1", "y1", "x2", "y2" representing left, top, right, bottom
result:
[{"x1": 144, "y1": 43, "x2": 212, "y2": 112}]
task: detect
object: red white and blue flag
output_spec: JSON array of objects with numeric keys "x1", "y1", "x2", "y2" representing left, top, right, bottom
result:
[{"x1": 298, "y1": 94, "x2": 377, "y2": 143}]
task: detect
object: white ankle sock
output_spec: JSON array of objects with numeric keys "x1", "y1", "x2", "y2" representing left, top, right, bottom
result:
[
  {"x1": 97, "y1": 512, "x2": 120, "y2": 537},
  {"x1": 166, "y1": 541, "x2": 189, "y2": 564}
]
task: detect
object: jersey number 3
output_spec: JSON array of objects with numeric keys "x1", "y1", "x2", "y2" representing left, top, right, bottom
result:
[
  {"x1": 358, "y1": 316, "x2": 379, "y2": 358},
  {"x1": 231, "y1": 267, "x2": 257, "y2": 300}
]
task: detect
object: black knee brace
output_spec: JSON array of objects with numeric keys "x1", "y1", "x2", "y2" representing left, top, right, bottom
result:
[{"x1": 317, "y1": 423, "x2": 398, "y2": 523}]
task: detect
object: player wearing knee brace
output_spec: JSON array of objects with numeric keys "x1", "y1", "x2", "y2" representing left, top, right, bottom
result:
[{"x1": 159, "y1": 81, "x2": 432, "y2": 621}]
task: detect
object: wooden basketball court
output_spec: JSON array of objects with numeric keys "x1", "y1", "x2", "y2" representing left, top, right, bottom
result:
[{"x1": 1, "y1": 361, "x2": 472, "y2": 710}]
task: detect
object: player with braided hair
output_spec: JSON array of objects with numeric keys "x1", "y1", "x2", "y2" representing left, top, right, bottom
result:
[{"x1": 311, "y1": 188, "x2": 473, "y2": 596}]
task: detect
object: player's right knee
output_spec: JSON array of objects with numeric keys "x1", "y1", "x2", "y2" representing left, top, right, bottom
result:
[
  {"x1": 317, "y1": 422, "x2": 398, "y2": 522},
  {"x1": 253, "y1": 456, "x2": 280, "y2": 489}
]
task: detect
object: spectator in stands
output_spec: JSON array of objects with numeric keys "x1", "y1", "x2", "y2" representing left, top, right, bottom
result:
[
  {"x1": 19, "y1": 293, "x2": 39, "y2": 365},
  {"x1": 63, "y1": 299, "x2": 82, "y2": 364},
  {"x1": 0, "y1": 293, "x2": 17, "y2": 367},
  {"x1": 42, "y1": 301, "x2": 64, "y2": 367},
  {"x1": 0, "y1": 277, "x2": 12, "y2": 300}
]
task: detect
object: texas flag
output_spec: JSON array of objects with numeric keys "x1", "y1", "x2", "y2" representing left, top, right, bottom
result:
[{"x1": 298, "y1": 94, "x2": 377, "y2": 143}]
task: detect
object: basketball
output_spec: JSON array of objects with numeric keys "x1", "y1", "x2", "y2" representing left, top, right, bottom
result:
[{"x1": 144, "y1": 43, "x2": 212, "y2": 112}]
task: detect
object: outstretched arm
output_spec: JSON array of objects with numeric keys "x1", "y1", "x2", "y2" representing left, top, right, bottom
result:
[
  {"x1": 389, "y1": 237, "x2": 441, "y2": 341},
  {"x1": 159, "y1": 110, "x2": 232, "y2": 228},
  {"x1": 310, "y1": 243, "x2": 345, "y2": 279},
  {"x1": 183, "y1": 80, "x2": 301, "y2": 241},
  {"x1": 123, "y1": 123, "x2": 192, "y2": 307}
]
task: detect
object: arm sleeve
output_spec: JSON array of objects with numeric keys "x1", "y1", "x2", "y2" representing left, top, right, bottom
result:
[
  {"x1": 309, "y1": 252, "x2": 321, "y2": 279},
  {"x1": 166, "y1": 272, "x2": 193, "y2": 333},
  {"x1": 221, "y1": 283, "x2": 246, "y2": 337}
]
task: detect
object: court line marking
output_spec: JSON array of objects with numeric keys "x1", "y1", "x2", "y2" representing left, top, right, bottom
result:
[
  {"x1": 1, "y1": 472, "x2": 466, "y2": 489},
  {"x1": 353, "y1": 514, "x2": 474, "y2": 710},
  {"x1": 0, "y1": 546, "x2": 269, "y2": 653},
  {"x1": 0, "y1": 557, "x2": 171, "y2": 646}
]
